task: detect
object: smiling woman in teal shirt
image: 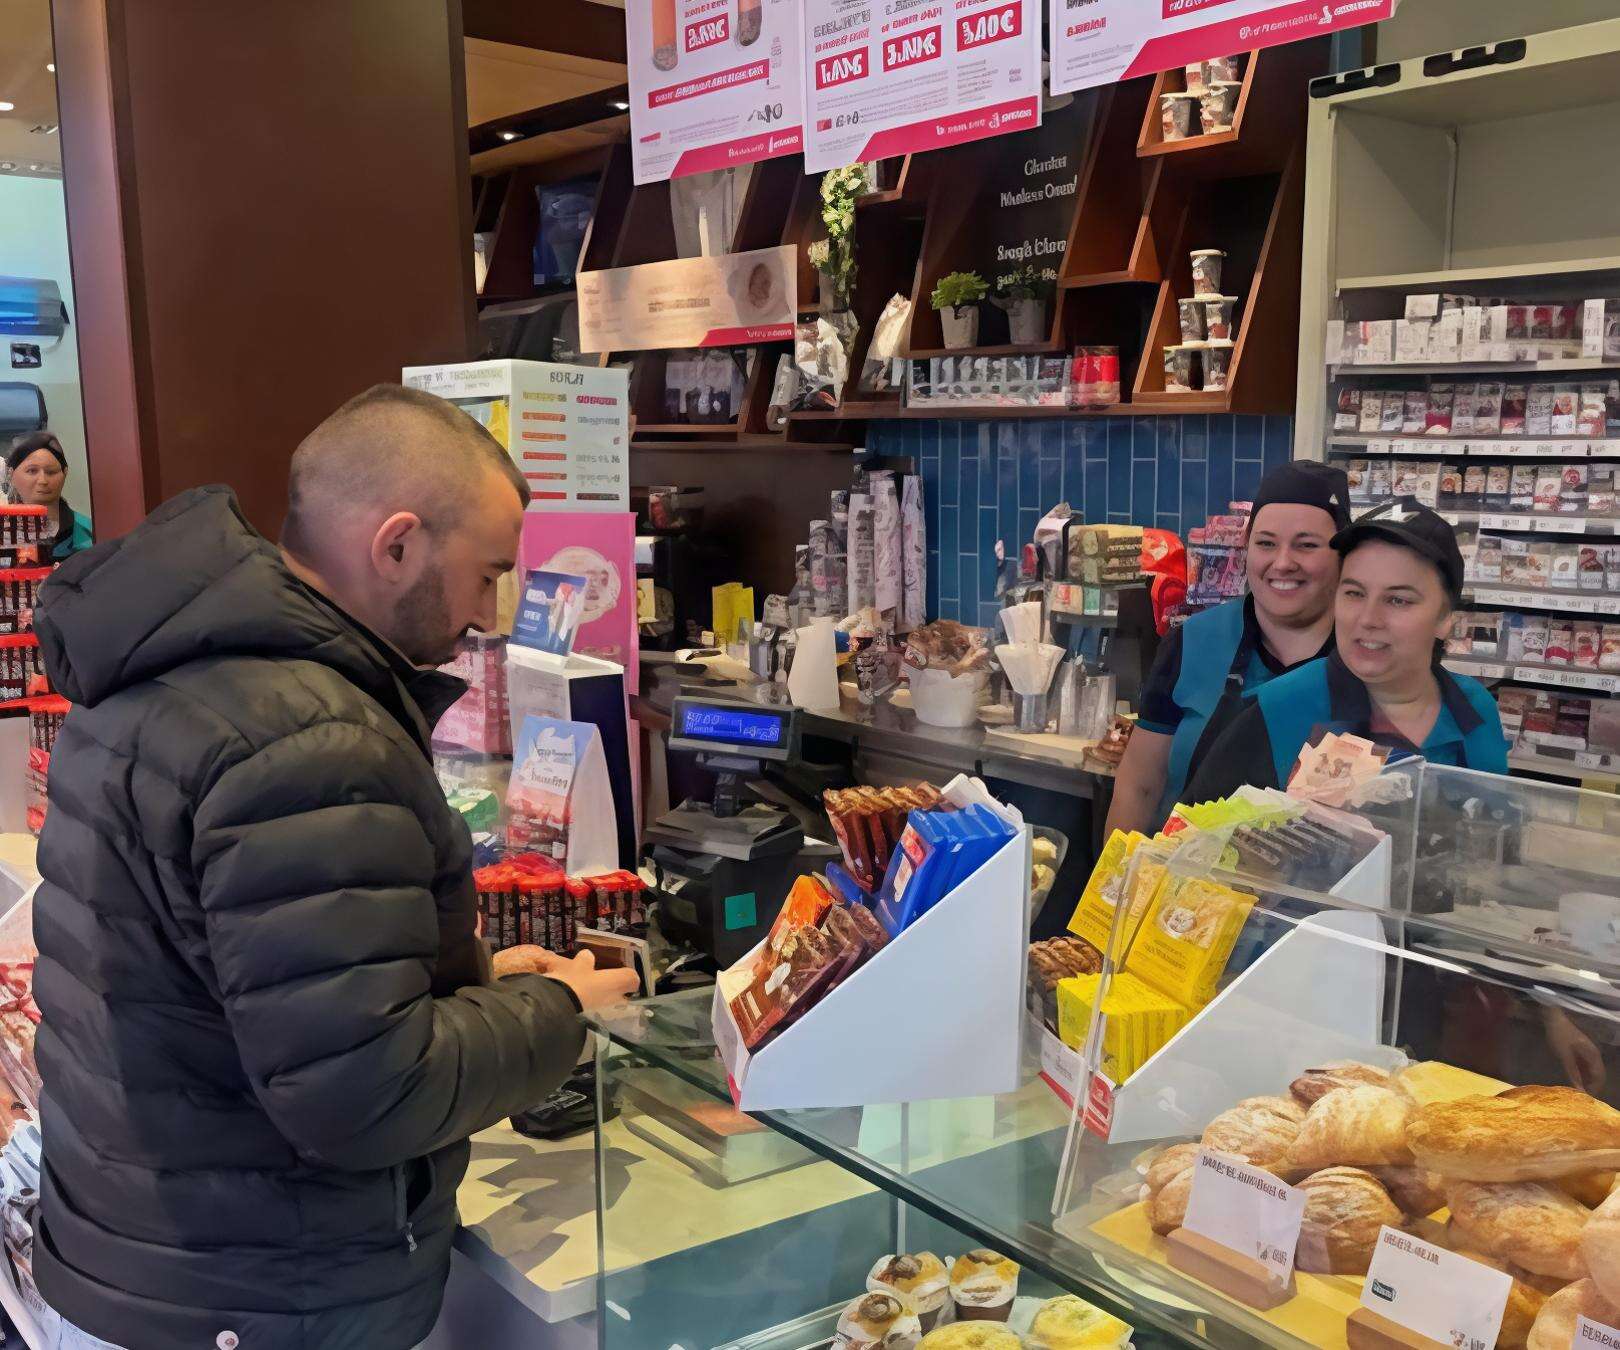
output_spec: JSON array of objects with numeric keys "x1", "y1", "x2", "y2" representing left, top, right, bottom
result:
[{"x1": 1187, "y1": 497, "x2": 1509, "y2": 799}]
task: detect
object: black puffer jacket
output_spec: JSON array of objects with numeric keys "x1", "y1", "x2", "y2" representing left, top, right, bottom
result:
[{"x1": 30, "y1": 487, "x2": 584, "y2": 1349}]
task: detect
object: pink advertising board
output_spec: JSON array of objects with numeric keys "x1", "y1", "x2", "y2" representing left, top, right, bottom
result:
[{"x1": 521, "y1": 512, "x2": 639, "y2": 695}]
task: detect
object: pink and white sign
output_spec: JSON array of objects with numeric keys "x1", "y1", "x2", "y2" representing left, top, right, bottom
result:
[
  {"x1": 521, "y1": 512, "x2": 639, "y2": 693},
  {"x1": 802, "y1": 0, "x2": 1041, "y2": 173},
  {"x1": 627, "y1": 0, "x2": 806, "y2": 185},
  {"x1": 1049, "y1": 0, "x2": 1400, "y2": 96}
]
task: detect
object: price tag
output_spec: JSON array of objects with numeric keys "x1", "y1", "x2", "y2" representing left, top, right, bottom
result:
[
  {"x1": 1577, "y1": 751, "x2": 1608, "y2": 771},
  {"x1": 1540, "y1": 516, "x2": 1585, "y2": 534},
  {"x1": 1458, "y1": 662, "x2": 1508, "y2": 680},
  {"x1": 1361, "y1": 1226, "x2": 1512, "y2": 1350},
  {"x1": 1576, "y1": 1315, "x2": 1620, "y2": 1347},
  {"x1": 1182, "y1": 1150, "x2": 1306, "y2": 1283},
  {"x1": 1599, "y1": 598, "x2": 1620, "y2": 616},
  {"x1": 1035, "y1": 1021, "x2": 1082, "y2": 1110}
]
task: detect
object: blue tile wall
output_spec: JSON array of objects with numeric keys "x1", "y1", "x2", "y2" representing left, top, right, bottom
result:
[{"x1": 871, "y1": 415, "x2": 1293, "y2": 627}]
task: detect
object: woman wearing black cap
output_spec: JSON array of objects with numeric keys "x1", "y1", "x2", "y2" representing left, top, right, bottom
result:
[
  {"x1": 6, "y1": 432, "x2": 91, "y2": 561},
  {"x1": 1105, "y1": 460, "x2": 1352, "y2": 835},
  {"x1": 1184, "y1": 497, "x2": 1509, "y2": 801}
]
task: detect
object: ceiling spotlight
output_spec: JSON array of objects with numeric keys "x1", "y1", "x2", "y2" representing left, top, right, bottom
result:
[
  {"x1": 611, "y1": 100, "x2": 630, "y2": 111},
  {"x1": 0, "y1": 163, "x2": 13, "y2": 173},
  {"x1": 46, "y1": 64, "x2": 55, "y2": 73},
  {"x1": 500, "y1": 130, "x2": 520, "y2": 141},
  {"x1": 0, "y1": 103, "x2": 14, "y2": 113}
]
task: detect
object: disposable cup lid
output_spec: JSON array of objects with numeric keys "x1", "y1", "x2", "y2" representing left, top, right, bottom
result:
[{"x1": 1190, "y1": 249, "x2": 1227, "y2": 258}]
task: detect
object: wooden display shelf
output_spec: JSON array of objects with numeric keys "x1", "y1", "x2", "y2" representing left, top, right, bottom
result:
[{"x1": 904, "y1": 339, "x2": 1060, "y2": 360}]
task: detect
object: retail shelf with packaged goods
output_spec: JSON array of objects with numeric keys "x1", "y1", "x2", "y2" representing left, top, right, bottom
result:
[
  {"x1": 1463, "y1": 585, "x2": 1620, "y2": 616},
  {"x1": 1445, "y1": 656, "x2": 1620, "y2": 695},
  {"x1": 1331, "y1": 358, "x2": 1620, "y2": 378},
  {"x1": 1327, "y1": 434, "x2": 1620, "y2": 458},
  {"x1": 1336, "y1": 256, "x2": 1620, "y2": 294},
  {"x1": 1509, "y1": 748, "x2": 1620, "y2": 785}
]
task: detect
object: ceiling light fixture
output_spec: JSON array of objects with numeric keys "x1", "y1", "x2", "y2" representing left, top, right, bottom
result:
[
  {"x1": 46, "y1": 64, "x2": 54, "y2": 73},
  {"x1": 0, "y1": 103, "x2": 14, "y2": 113},
  {"x1": 500, "y1": 130, "x2": 520, "y2": 141},
  {"x1": 611, "y1": 100, "x2": 630, "y2": 111}
]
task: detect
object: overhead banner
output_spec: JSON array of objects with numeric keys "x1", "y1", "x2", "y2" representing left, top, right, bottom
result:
[
  {"x1": 1049, "y1": 0, "x2": 1399, "y2": 96},
  {"x1": 577, "y1": 244, "x2": 797, "y2": 352},
  {"x1": 802, "y1": 0, "x2": 1042, "y2": 173},
  {"x1": 627, "y1": 0, "x2": 806, "y2": 184}
]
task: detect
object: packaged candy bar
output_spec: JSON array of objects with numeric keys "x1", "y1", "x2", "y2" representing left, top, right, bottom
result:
[
  {"x1": 1546, "y1": 621, "x2": 1574, "y2": 665},
  {"x1": 1499, "y1": 536, "x2": 1530, "y2": 587},
  {"x1": 1124, "y1": 875, "x2": 1256, "y2": 1009},
  {"x1": 728, "y1": 919, "x2": 848, "y2": 1050},
  {"x1": 1438, "y1": 466, "x2": 1464, "y2": 511},
  {"x1": 1402, "y1": 390, "x2": 1428, "y2": 436},
  {"x1": 1552, "y1": 544, "x2": 1580, "y2": 588},
  {"x1": 1358, "y1": 391, "x2": 1385, "y2": 435},
  {"x1": 1581, "y1": 383, "x2": 1609, "y2": 437},
  {"x1": 1526, "y1": 540, "x2": 1554, "y2": 588},
  {"x1": 1484, "y1": 464, "x2": 1510, "y2": 509},
  {"x1": 1413, "y1": 462, "x2": 1441, "y2": 508},
  {"x1": 1473, "y1": 536, "x2": 1502, "y2": 584},
  {"x1": 1561, "y1": 463, "x2": 1589, "y2": 514},
  {"x1": 1379, "y1": 392, "x2": 1403, "y2": 434},
  {"x1": 1334, "y1": 386, "x2": 1362, "y2": 432},
  {"x1": 1574, "y1": 623, "x2": 1602, "y2": 670},
  {"x1": 1451, "y1": 383, "x2": 1477, "y2": 436},
  {"x1": 1534, "y1": 467, "x2": 1563, "y2": 513},
  {"x1": 1461, "y1": 466, "x2": 1488, "y2": 510},
  {"x1": 1580, "y1": 545, "x2": 1607, "y2": 591}
]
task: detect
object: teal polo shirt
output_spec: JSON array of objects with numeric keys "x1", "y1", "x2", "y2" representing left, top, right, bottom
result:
[{"x1": 1183, "y1": 651, "x2": 1510, "y2": 801}]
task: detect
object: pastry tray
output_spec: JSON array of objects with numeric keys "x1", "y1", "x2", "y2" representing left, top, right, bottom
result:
[{"x1": 712, "y1": 1297, "x2": 1134, "y2": 1350}]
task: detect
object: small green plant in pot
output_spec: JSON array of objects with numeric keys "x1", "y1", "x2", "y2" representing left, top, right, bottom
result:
[
  {"x1": 931, "y1": 270, "x2": 988, "y2": 349},
  {"x1": 995, "y1": 264, "x2": 1053, "y2": 345}
]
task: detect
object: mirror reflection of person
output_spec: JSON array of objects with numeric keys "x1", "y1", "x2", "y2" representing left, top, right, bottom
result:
[
  {"x1": 6, "y1": 433, "x2": 91, "y2": 561},
  {"x1": 1186, "y1": 496, "x2": 1508, "y2": 799}
]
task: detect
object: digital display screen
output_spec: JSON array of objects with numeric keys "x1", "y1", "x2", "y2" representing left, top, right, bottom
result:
[{"x1": 677, "y1": 705, "x2": 788, "y2": 748}]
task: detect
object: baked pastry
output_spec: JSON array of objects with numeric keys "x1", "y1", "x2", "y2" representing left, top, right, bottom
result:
[
  {"x1": 1581, "y1": 1185, "x2": 1620, "y2": 1305},
  {"x1": 1289, "y1": 1061, "x2": 1399, "y2": 1108},
  {"x1": 868, "y1": 1254, "x2": 950, "y2": 1330},
  {"x1": 1368, "y1": 1165, "x2": 1448, "y2": 1218},
  {"x1": 1026, "y1": 1294, "x2": 1132, "y2": 1348},
  {"x1": 1448, "y1": 1181, "x2": 1589, "y2": 1282},
  {"x1": 1148, "y1": 1165, "x2": 1195, "y2": 1236},
  {"x1": 949, "y1": 1250, "x2": 1019, "y2": 1322},
  {"x1": 1145, "y1": 1142, "x2": 1202, "y2": 1197},
  {"x1": 1445, "y1": 1244, "x2": 1555, "y2": 1350},
  {"x1": 1294, "y1": 1167, "x2": 1402, "y2": 1275},
  {"x1": 1408, "y1": 1086, "x2": 1620, "y2": 1182},
  {"x1": 1528, "y1": 1278, "x2": 1620, "y2": 1350},
  {"x1": 834, "y1": 1293, "x2": 923, "y2": 1350},
  {"x1": 915, "y1": 1326, "x2": 1021, "y2": 1350},
  {"x1": 1201, "y1": 1096, "x2": 1305, "y2": 1170},
  {"x1": 1282, "y1": 1085, "x2": 1415, "y2": 1171},
  {"x1": 1558, "y1": 1170, "x2": 1618, "y2": 1208}
]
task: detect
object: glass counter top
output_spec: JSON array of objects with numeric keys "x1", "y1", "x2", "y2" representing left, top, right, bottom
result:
[{"x1": 588, "y1": 992, "x2": 1286, "y2": 1349}]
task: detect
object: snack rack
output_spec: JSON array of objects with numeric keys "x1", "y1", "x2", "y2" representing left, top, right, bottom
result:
[{"x1": 1294, "y1": 17, "x2": 1620, "y2": 787}]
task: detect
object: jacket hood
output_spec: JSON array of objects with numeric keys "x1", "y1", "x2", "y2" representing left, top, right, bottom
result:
[{"x1": 38, "y1": 486, "x2": 407, "y2": 711}]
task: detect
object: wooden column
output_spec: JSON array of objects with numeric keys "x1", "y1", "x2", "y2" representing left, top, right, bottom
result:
[{"x1": 52, "y1": 0, "x2": 478, "y2": 539}]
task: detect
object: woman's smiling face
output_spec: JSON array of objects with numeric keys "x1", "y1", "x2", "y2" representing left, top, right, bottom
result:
[
  {"x1": 1335, "y1": 539, "x2": 1453, "y2": 689},
  {"x1": 1245, "y1": 502, "x2": 1339, "y2": 626}
]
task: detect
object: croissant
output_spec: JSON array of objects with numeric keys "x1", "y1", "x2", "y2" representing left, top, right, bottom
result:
[
  {"x1": 1408, "y1": 1086, "x2": 1620, "y2": 1182},
  {"x1": 1289, "y1": 1061, "x2": 1400, "y2": 1108},
  {"x1": 1201, "y1": 1096, "x2": 1305, "y2": 1170},
  {"x1": 1281, "y1": 1085, "x2": 1415, "y2": 1171}
]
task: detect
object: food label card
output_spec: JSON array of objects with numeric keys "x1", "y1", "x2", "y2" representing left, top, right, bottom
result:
[
  {"x1": 1182, "y1": 1149, "x2": 1305, "y2": 1282},
  {"x1": 1578, "y1": 1317, "x2": 1620, "y2": 1347},
  {"x1": 1360, "y1": 1226, "x2": 1512, "y2": 1350}
]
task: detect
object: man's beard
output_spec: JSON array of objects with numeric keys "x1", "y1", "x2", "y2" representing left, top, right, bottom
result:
[{"x1": 390, "y1": 564, "x2": 461, "y2": 667}]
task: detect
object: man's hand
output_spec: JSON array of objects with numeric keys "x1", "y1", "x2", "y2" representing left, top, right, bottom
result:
[
  {"x1": 491, "y1": 945, "x2": 571, "y2": 979},
  {"x1": 1544, "y1": 1005, "x2": 1607, "y2": 1094},
  {"x1": 539, "y1": 949, "x2": 640, "y2": 1010}
]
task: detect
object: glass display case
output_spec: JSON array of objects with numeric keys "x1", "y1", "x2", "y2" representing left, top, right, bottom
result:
[{"x1": 587, "y1": 764, "x2": 1620, "y2": 1350}]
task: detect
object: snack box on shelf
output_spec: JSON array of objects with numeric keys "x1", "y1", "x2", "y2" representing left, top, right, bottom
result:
[{"x1": 712, "y1": 831, "x2": 1030, "y2": 1111}]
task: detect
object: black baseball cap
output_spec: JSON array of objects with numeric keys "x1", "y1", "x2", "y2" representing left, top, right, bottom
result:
[
  {"x1": 1248, "y1": 461, "x2": 1352, "y2": 534},
  {"x1": 1331, "y1": 496, "x2": 1465, "y2": 600}
]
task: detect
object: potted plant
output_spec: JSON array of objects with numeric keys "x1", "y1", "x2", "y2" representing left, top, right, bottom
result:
[
  {"x1": 994, "y1": 264, "x2": 1053, "y2": 345},
  {"x1": 931, "y1": 271, "x2": 988, "y2": 349},
  {"x1": 810, "y1": 164, "x2": 864, "y2": 313}
]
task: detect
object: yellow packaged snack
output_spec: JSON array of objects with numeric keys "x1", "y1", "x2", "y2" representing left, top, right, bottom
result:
[
  {"x1": 1055, "y1": 972, "x2": 1189, "y2": 1084},
  {"x1": 1125, "y1": 875, "x2": 1255, "y2": 1009},
  {"x1": 1066, "y1": 830, "x2": 1145, "y2": 952}
]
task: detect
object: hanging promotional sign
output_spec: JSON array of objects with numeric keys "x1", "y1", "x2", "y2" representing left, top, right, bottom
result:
[
  {"x1": 627, "y1": 0, "x2": 806, "y2": 184},
  {"x1": 1049, "y1": 0, "x2": 1400, "y2": 96},
  {"x1": 802, "y1": 0, "x2": 1042, "y2": 173}
]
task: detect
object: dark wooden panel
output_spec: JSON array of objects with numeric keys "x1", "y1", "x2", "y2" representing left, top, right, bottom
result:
[
  {"x1": 55, "y1": 0, "x2": 477, "y2": 538},
  {"x1": 462, "y1": 0, "x2": 626, "y2": 65}
]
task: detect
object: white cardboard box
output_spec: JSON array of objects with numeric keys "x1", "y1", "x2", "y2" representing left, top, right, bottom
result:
[{"x1": 713, "y1": 831, "x2": 1030, "y2": 1111}]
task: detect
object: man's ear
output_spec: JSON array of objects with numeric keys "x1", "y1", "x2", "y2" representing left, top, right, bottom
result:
[{"x1": 369, "y1": 511, "x2": 424, "y2": 583}]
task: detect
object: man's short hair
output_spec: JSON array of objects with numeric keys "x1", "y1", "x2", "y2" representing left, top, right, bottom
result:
[{"x1": 282, "y1": 384, "x2": 528, "y2": 559}]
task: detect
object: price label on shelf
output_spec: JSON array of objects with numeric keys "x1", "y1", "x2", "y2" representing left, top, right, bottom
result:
[
  {"x1": 1359, "y1": 1227, "x2": 1511, "y2": 1350},
  {"x1": 1182, "y1": 1150, "x2": 1305, "y2": 1284},
  {"x1": 1516, "y1": 667, "x2": 1620, "y2": 694},
  {"x1": 1450, "y1": 661, "x2": 1508, "y2": 680},
  {"x1": 1540, "y1": 517, "x2": 1586, "y2": 534},
  {"x1": 1479, "y1": 514, "x2": 1533, "y2": 531},
  {"x1": 1576, "y1": 752, "x2": 1609, "y2": 772},
  {"x1": 1599, "y1": 598, "x2": 1620, "y2": 616}
]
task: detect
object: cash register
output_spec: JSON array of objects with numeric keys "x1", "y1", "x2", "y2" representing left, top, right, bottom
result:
[{"x1": 645, "y1": 695, "x2": 829, "y2": 965}]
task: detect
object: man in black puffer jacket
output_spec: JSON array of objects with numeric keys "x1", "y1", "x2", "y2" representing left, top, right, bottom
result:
[{"x1": 29, "y1": 385, "x2": 636, "y2": 1349}]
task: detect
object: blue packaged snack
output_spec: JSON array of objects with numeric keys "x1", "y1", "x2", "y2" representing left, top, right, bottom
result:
[
  {"x1": 875, "y1": 809, "x2": 958, "y2": 936},
  {"x1": 939, "y1": 803, "x2": 1015, "y2": 898},
  {"x1": 822, "y1": 860, "x2": 873, "y2": 910}
]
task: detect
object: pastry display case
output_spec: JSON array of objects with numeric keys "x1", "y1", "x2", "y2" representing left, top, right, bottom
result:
[{"x1": 586, "y1": 765, "x2": 1620, "y2": 1350}]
